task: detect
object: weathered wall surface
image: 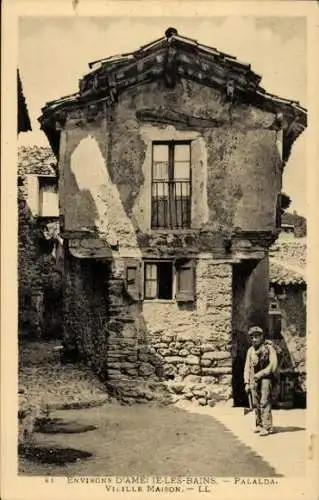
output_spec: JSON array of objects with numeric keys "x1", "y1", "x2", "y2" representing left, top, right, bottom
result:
[{"x1": 60, "y1": 78, "x2": 282, "y2": 247}]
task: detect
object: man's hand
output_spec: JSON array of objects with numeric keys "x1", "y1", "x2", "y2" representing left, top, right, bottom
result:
[
  {"x1": 244, "y1": 383, "x2": 250, "y2": 393},
  {"x1": 254, "y1": 373, "x2": 261, "y2": 382}
]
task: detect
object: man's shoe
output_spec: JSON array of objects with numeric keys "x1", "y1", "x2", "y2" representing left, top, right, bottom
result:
[
  {"x1": 259, "y1": 428, "x2": 273, "y2": 436},
  {"x1": 254, "y1": 426, "x2": 262, "y2": 433}
]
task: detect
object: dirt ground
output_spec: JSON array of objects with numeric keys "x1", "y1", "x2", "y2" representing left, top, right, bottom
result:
[
  {"x1": 19, "y1": 402, "x2": 280, "y2": 477},
  {"x1": 18, "y1": 341, "x2": 281, "y2": 478}
]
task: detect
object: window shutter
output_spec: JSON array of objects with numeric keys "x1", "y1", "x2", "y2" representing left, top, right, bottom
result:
[
  {"x1": 124, "y1": 258, "x2": 141, "y2": 301},
  {"x1": 175, "y1": 259, "x2": 195, "y2": 302}
]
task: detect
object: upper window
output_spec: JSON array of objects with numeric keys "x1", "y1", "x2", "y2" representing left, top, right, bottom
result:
[
  {"x1": 151, "y1": 141, "x2": 191, "y2": 229},
  {"x1": 39, "y1": 177, "x2": 59, "y2": 217}
]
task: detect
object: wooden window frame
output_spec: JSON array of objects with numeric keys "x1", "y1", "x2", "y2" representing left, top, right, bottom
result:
[
  {"x1": 143, "y1": 258, "x2": 196, "y2": 302},
  {"x1": 151, "y1": 141, "x2": 192, "y2": 229},
  {"x1": 143, "y1": 260, "x2": 175, "y2": 301}
]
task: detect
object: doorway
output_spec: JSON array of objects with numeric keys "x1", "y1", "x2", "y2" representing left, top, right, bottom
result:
[{"x1": 231, "y1": 257, "x2": 269, "y2": 406}]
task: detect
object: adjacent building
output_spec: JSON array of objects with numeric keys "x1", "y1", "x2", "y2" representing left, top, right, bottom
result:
[
  {"x1": 38, "y1": 28, "x2": 307, "y2": 405},
  {"x1": 18, "y1": 146, "x2": 63, "y2": 339},
  {"x1": 269, "y1": 236, "x2": 306, "y2": 407}
]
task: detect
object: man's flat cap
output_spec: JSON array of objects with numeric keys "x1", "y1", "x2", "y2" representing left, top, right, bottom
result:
[{"x1": 248, "y1": 326, "x2": 264, "y2": 336}]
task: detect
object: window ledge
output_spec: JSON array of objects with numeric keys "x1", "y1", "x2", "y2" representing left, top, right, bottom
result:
[{"x1": 143, "y1": 299, "x2": 175, "y2": 304}]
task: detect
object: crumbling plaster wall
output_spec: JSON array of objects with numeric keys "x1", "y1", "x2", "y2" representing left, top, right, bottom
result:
[{"x1": 60, "y1": 78, "x2": 282, "y2": 242}]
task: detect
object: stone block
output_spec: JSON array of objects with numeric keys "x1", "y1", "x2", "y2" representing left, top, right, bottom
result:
[
  {"x1": 138, "y1": 353, "x2": 152, "y2": 362},
  {"x1": 202, "y1": 351, "x2": 231, "y2": 361},
  {"x1": 179, "y1": 349, "x2": 189, "y2": 357},
  {"x1": 108, "y1": 362, "x2": 121, "y2": 370},
  {"x1": 219, "y1": 375, "x2": 232, "y2": 385},
  {"x1": 163, "y1": 334, "x2": 176, "y2": 343},
  {"x1": 139, "y1": 363, "x2": 156, "y2": 377},
  {"x1": 192, "y1": 389, "x2": 207, "y2": 397},
  {"x1": 184, "y1": 341, "x2": 196, "y2": 349},
  {"x1": 107, "y1": 369, "x2": 122, "y2": 379},
  {"x1": 152, "y1": 342, "x2": 169, "y2": 349},
  {"x1": 201, "y1": 367, "x2": 231, "y2": 376},
  {"x1": 165, "y1": 356, "x2": 185, "y2": 365},
  {"x1": 201, "y1": 344, "x2": 216, "y2": 353},
  {"x1": 157, "y1": 348, "x2": 172, "y2": 357},
  {"x1": 190, "y1": 347, "x2": 201, "y2": 355},
  {"x1": 170, "y1": 349, "x2": 179, "y2": 356},
  {"x1": 163, "y1": 364, "x2": 177, "y2": 378},
  {"x1": 182, "y1": 375, "x2": 201, "y2": 384},
  {"x1": 217, "y1": 358, "x2": 232, "y2": 367},
  {"x1": 198, "y1": 398, "x2": 207, "y2": 406},
  {"x1": 121, "y1": 362, "x2": 137, "y2": 370},
  {"x1": 185, "y1": 355, "x2": 200, "y2": 365},
  {"x1": 189, "y1": 365, "x2": 201, "y2": 375},
  {"x1": 201, "y1": 376, "x2": 215, "y2": 384},
  {"x1": 127, "y1": 355, "x2": 138, "y2": 363},
  {"x1": 119, "y1": 338, "x2": 137, "y2": 347},
  {"x1": 125, "y1": 369, "x2": 139, "y2": 377},
  {"x1": 201, "y1": 359, "x2": 212, "y2": 367},
  {"x1": 183, "y1": 393, "x2": 193, "y2": 400},
  {"x1": 168, "y1": 383, "x2": 185, "y2": 394},
  {"x1": 178, "y1": 365, "x2": 192, "y2": 378}
]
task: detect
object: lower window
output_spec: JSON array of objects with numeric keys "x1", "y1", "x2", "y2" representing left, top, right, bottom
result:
[{"x1": 144, "y1": 261, "x2": 173, "y2": 300}]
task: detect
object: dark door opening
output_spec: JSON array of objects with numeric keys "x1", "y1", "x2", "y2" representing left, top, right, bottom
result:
[{"x1": 231, "y1": 258, "x2": 269, "y2": 407}]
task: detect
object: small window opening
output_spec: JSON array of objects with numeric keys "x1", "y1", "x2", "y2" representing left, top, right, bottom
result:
[{"x1": 144, "y1": 261, "x2": 173, "y2": 300}]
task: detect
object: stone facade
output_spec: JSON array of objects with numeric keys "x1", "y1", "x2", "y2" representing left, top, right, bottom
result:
[
  {"x1": 18, "y1": 146, "x2": 63, "y2": 338},
  {"x1": 39, "y1": 29, "x2": 307, "y2": 405}
]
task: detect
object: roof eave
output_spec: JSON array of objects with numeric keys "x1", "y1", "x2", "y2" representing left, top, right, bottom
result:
[{"x1": 38, "y1": 29, "x2": 307, "y2": 152}]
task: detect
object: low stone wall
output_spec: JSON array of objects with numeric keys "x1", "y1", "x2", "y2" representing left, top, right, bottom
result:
[{"x1": 151, "y1": 335, "x2": 232, "y2": 405}]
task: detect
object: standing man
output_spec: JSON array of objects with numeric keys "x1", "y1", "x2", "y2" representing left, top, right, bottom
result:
[{"x1": 244, "y1": 326, "x2": 278, "y2": 436}]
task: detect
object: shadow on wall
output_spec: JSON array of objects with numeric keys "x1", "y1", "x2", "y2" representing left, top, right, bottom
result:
[
  {"x1": 65, "y1": 133, "x2": 146, "y2": 237},
  {"x1": 64, "y1": 162, "x2": 100, "y2": 232}
]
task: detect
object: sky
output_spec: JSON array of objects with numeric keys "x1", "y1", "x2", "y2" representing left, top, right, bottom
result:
[{"x1": 18, "y1": 16, "x2": 307, "y2": 215}]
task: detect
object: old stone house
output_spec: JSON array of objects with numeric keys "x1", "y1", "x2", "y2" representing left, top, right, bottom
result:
[
  {"x1": 18, "y1": 146, "x2": 63, "y2": 339},
  {"x1": 39, "y1": 28, "x2": 307, "y2": 405}
]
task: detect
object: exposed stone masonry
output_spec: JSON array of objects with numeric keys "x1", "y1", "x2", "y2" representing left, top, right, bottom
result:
[{"x1": 67, "y1": 257, "x2": 234, "y2": 405}]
